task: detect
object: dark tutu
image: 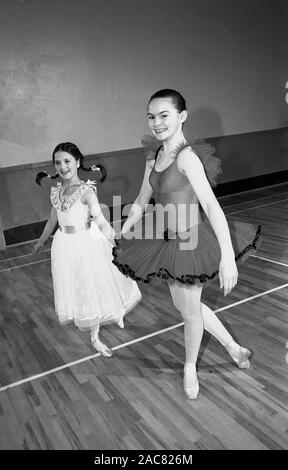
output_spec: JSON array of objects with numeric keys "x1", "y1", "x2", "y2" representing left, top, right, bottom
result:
[
  {"x1": 112, "y1": 215, "x2": 261, "y2": 286},
  {"x1": 113, "y1": 136, "x2": 261, "y2": 286}
]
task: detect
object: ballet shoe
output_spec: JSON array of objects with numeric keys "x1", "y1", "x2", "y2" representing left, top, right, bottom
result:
[
  {"x1": 226, "y1": 341, "x2": 251, "y2": 369},
  {"x1": 183, "y1": 363, "x2": 199, "y2": 400},
  {"x1": 118, "y1": 318, "x2": 124, "y2": 329},
  {"x1": 91, "y1": 334, "x2": 113, "y2": 357}
]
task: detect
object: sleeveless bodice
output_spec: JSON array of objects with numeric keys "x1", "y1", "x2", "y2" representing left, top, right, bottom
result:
[
  {"x1": 149, "y1": 153, "x2": 201, "y2": 232},
  {"x1": 50, "y1": 183, "x2": 90, "y2": 229},
  {"x1": 149, "y1": 157, "x2": 198, "y2": 205}
]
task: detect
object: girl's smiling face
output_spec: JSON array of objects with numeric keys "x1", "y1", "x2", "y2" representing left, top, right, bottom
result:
[
  {"x1": 147, "y1": 97, "x2": 187, "y2": 141},
  {"x1": 53, "y1": 151, "x2": 80, "y2": 180}
]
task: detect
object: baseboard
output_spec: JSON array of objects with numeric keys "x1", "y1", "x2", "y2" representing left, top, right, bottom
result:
[
  {"x1": 4, "y1": 221, "x2": 48, "y2": 246},
  {"x1": 3, "y1": 170, "x2": 288, "y2": 247},
  {"x1": 214, "y1": 169, "x2": 288, "y2": 197}
]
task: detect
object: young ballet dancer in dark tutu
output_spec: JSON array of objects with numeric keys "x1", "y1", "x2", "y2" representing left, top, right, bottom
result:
[{"x1": 113, "y1": 89, "x2": 261, "y2": 398}]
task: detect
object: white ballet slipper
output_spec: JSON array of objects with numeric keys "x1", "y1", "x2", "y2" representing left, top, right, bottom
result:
[
  {"x1": 118, "y1": 318, "x2": 124, "y2": 328},
  {"x1": 91, "y1": 334, "x2": 113, "y2": 357},
  {"x1": 226, "y1": 341, "x2": 251, "y2": 369},
  {"x1": 183, "y1": 363, "x2": 199, "y2": 400}
]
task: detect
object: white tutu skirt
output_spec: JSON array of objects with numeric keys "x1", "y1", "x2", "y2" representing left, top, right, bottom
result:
[{"x1": 51, "y1": 223, "x2": 141, "y2": 330}]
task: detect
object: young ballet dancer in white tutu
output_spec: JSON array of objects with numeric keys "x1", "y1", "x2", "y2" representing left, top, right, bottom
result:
[
  {"x1": 32, "y1": 142, "x2": 141, "y2": 356},
  {"x1": 113, "y1": 89, "x2": 261, "y2": 398}
]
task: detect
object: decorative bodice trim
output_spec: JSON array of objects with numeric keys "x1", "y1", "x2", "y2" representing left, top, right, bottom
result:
[{"x1": 50, "y1": 181, "x2": 97, "y2": 212}]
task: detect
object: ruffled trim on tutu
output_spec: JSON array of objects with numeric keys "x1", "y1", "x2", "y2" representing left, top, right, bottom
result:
[
  {"x1": 112, "y1": 225, "x2": 261, "y2": 286},
  {"x1": 141, "y1": 134, "x2": 222, "y2": 188}
]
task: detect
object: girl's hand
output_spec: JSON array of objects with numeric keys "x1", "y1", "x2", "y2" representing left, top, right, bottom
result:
[
  {"x1": 102, "y1": 227, "x2": 116, "y2": 247},
  {"x1": 219, "y1": 257, "x2": 238, "y2": 296},
  {"x1": 31, "y1": 240, "x2": 44, "y2": 257}
]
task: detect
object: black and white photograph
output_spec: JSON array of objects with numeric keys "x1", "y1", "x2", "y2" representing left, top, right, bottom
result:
[{"x1": 0, "y1": 0, "x2": 287, "y2": 454}]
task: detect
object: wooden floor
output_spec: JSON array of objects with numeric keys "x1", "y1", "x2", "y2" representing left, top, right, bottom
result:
[{"x1": 0, "y1": 183, "x2": 288, "y2": 450}]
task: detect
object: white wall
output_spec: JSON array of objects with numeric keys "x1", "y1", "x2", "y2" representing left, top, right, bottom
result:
[{"x1": 0, "y1": 0, "x2": 285, "y2": 167}]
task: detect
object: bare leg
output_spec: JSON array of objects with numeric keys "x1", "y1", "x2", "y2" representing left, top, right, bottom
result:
[
  {"x1": 169, "y1": 283, "x2": 203, "y2": 399},
  {"x1": 201, "y1": 303, "x2": 251, "y2": 368}
]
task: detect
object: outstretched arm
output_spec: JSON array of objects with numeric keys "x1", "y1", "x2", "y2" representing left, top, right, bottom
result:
[
  {"x1": 31, "y1": 206, "x2": 58, "y2": 256},
  {"x1": 178, "y1": 148, "x2": 238, "y2": 296},
  {"x1": 83, "y1": 187, "x2": 116, "y2": 245},
  {"x1": 121, "y1": 158, "x2": 154, "y2": 236}
]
